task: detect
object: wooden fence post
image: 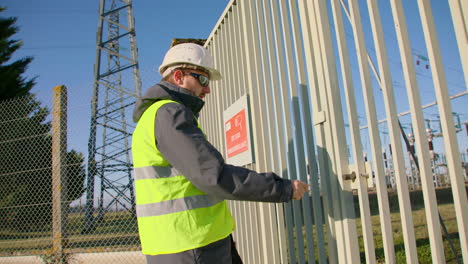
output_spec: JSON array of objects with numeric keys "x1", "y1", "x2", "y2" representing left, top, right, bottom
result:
[{"x1": 52, "y1": 85, "x2": 68, "y2": 263}]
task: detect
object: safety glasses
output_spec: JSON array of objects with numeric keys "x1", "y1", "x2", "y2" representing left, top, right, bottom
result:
[{"x1": 187, "y1": 72, "x2": 210, "y2": 87}]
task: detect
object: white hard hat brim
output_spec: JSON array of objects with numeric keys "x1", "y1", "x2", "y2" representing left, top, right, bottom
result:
[
  {"x1": 159, "y1": 63, "x2": 222, "y2": 81},
  {"x1": 205, "y1": 67, "x2": 222, "y2": 81}
]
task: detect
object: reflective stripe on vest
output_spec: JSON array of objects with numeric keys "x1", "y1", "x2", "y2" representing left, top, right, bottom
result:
[
  {"x1": 136, "y1": 194, "x2": 224, "y2": 217},
  {"x1": 131, "y1": 99, "x2": 235, "y2": 255},
  {"x1": 134, "y1": 166, "x2": 181, "y2": 180}
]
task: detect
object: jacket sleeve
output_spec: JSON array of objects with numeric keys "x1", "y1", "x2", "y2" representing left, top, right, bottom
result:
[{"x1": 155, "y1": 103, "x2": 293, "y2": 203}]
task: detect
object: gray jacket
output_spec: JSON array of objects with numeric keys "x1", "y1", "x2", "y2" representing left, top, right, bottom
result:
[{"x1": 133, "y1": 81, "x2": 293, "y2": 202}]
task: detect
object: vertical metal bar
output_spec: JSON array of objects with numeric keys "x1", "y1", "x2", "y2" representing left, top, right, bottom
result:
[
  {"x1": 211, "y1": 45, "x2": 218, "y2": 145},
  {"x1": 268, "y1": 0, "x2": 304, "y2": 262},
  {"x1": 239, "y1": 3, "x2": 256, "y2": 262},
  {"x1": 299, "y1": 84, "x2": 328, "y2": 264},
  {"x1": 248, "y1": 1, "x2": 271, "y2": 171},
  {"x1": 256, "y1": 202, "x2": 278, "y2": 264},
  {"x1": 215, "y1": 18, "x2": 228, "y2": 107},
  {"x1": 219, "y1": 18, "x2": 229, "y2": 107},
  {"x1": 235, "y1": 2, "x2": 248, "y2": 97},
  {"x1": 299, "y1": 1, "x2": 338, "y2": 263},
  {"x1": 213, "y1": 40, "x2": 220, "y2": 149},
  {"x1": 448, "y1": 0, "x2": 468, "y2": 91},
  {"x1": 328, "y1": 0, "x2": 376, "y2": 262},
  {"x1": 254, "y1": 4, "x2": 284, "y2": 261},
  {"x1": 330, "y1": 0, "x2": 376, "y2": 262},
  {"x1": 125, "y1": 0, "x2": 142, "y2": 98},
  {"x1": 214, "y1": 32, "x2": 226, "y2": 158},
  {"x1": 203, "y1": 42, "x2": 214, "y2": 144},
  {"x1": 314, "y1": 9, "x2": 360, "y2": 255},
  {"x1": 276, "y1": 2, "x2": 308, "y2": 262},
  {"x1": 205, "y1": 4, "x2": 257, "y2": 259},
  {"x1": 207, "y1": 42, "x2": 219, "y2": 146},
  {"x1": 311, "y1": 0, "x2": 361, "y2": 262},
  {"x1": 260, "y1": 0, "x2": 286, "y2": 182},
  {"x1": 365, "y1": 0, "x2": 404, "y2": 261},
  {"x1": 205, "y1": 40, "x2": 214, "y2": 143},
  {"x1": 388, "y1": 0, "x2": 430, "y2": 262},
  {"x1": 231, "y1": 4, "x2": 242, "y2": 100},
  {"x1": 223, "y1": 25, "x2": 232, "y2": 104},
  {"x1": 227, "y1": 13, "x2": 251, "y2": 256},
  {"x1": 244, "y1": 0, "x2": 269, "y2": 174},
  {"x1": 224, "y1": 11, "x2": 234, "y2": 103},
  {"x1": 289, "y1": 0, "x2": 327, "y2": 262},
  {"x1": 303, "y1": 0, "x2": 338, "y2": 261},
  {"x1": 247, "y1": 2, "x2": 264, "y2": 260},
  {"x1": 252, "y1": 203, "x2": 260, "y2": 263},
  {"x1": 307, "y1": 3, "x2": 345, "y2": 262},
  {"x1": 417, "y1": 0, "x2": 468, "y2": 262},
  {"x1": 279, "y1": 0, "x2": 317, "y2": 262},
  {"x1": 233, "y1": 8, "x2": 244, "y2": 116},
  {"x1": 226, "y1": 7, "x2": 236, "y2": 100},
  {"x1": 252, "y1": 0, "x2": 281, "y2": 262},
  {"x1": 225, "y1": 9, "x2": 237, "y2": 100},
  {"x1": 239, "y1": 0, "x2": 267, "y2": 261},
  {"x1": 219, "y1": 18, "x2": 246, "y2": 258},
  {"x1": 220, "y1": 43, "x2": 227, "y2": 153},
  {"x1": 52, "y1": 85, "x2": 68, "y2": 263},
  {"x1": 259, "y1": 0, "x2": 290, "y2": 261},
  {"x1": 85, "y1": 0, "x2": 105, "y2": 232},
  {"x1": 295, "y1": 5, "x2": 329, "y2": 262},
  {"x1": 236, "y1": 200, "x2": 247, "y2": 261},
  {"x1": 262, "y1": 0, "x2": 294, "y2": 261},
  {"x1": 245, "y1": 203, "x2": 252, "y2": 263},
  {"x1": 340, "y1": 0, "x2": 388, "y2": 261}
]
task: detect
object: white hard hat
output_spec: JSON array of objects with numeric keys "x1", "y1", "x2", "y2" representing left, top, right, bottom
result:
[{"x1": 159, "y1": 43, "x2": 222, "y2": 80}]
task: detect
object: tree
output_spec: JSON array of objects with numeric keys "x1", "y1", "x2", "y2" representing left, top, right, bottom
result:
[
  {"x1": 0, "y1": 7, "x2": 35, "y2": 100},
  {"x1": 0, "y1": 7, "x2": 86, "y2": 233}
]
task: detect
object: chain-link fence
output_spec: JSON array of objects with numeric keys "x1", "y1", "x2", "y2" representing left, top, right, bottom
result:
[
  {"x1": 0, "y1": 86, "x2": 147, "y2": 263},
  {"x1": 0, "y1": 94, "x2": 55, "y2": 263}
]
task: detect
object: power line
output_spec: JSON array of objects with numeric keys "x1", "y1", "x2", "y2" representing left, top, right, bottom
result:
[{"x1": 22, "y1": 46, "x2": 94, "y2": 50}]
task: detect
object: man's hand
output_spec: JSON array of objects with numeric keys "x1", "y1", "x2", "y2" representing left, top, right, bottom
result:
[{"x1": 291, "y1": 180, "x2": 308, "y2": 200}]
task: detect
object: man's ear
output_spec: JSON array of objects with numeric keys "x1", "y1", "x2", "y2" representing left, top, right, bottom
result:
[{"x1": 173, "y1": 69, "x2": 184, "y2": 85}]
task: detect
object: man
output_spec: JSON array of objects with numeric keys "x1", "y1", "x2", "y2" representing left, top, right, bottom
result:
[{"x1": 132, "y1": 43, "x2": 308, "y2": 264}]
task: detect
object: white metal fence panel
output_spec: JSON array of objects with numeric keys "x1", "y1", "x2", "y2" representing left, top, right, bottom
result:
[{"x1": 202, "y1": 0, "x2": 468, "y2": 263}]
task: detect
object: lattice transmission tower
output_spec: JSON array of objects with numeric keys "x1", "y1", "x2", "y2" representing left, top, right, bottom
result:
[{"x1": 84, "y1": 0, "x2": 141, "y2": 233}]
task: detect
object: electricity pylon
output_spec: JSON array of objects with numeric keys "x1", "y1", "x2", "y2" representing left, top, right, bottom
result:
[{"x1": 84, "y1": 0, "x2": 141, "y2": 233}]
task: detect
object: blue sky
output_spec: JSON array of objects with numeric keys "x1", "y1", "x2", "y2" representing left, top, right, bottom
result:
[
  {"x1": 2, "y1": 0, "x2": 230, "y2": 104},
  {"x1": 2, "y1": 0, "x2": 467, "y2": 158},
  {"x1": 2, "y1": 0, "x2": 230, "y2": 152}
]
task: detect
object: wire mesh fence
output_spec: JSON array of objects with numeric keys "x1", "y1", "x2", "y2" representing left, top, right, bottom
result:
[
  {"x1": 0, "y1": 87, "x2": 147, "y2": 263},
  {"x1": 0, "y1": 95, "x2": 55, "y2": 259}
]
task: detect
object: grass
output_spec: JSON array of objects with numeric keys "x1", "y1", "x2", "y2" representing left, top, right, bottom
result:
[
  {"x1": 290, "y1": 202, "x2": 462, "y2": 263},
  {"x1": 0, "y1": 190, "x2": 464, "y2": 263},
  {"x1": 357, "y1": 203, "x2": 462, "y2": 263},
  {"x1": 286, "y1": 182, "x2": 467, "y2": 263},
  {"x1": 0, "y1": 211, "x2": 140, "y2": 256}
]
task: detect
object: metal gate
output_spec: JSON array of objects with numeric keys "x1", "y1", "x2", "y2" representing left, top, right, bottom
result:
[{"x1": 201, "y1": 0, "x2": 468, "y2": 263}]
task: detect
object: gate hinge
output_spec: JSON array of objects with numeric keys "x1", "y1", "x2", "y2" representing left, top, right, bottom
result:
[
  {"x1": 313, "y1": 111, "x2": 326, "y2": 125},
  {"x1": 346, "y1": 162, "x2": 374, "y2": 190}
]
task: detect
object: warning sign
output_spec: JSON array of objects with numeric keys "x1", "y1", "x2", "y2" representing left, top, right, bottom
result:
[
  {"x1": 223, "y1": 95, "x2": 253, "y2": 166},
  {"x1": 225, "y1": 109, "x2": 248, "y2": 158}
]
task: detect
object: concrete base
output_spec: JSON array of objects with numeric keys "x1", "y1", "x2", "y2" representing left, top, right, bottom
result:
[
  {"x1": 0, "y1": 256, "x2": 43, "y2": 264},
  {"x1": 0, "y1": 251, "x2": 146, "y2": 264}
]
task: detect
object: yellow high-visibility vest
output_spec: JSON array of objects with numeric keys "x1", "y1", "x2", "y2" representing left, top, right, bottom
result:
[{"x1": 132, "y1": 99, "x2": 235, "y2": 255}]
